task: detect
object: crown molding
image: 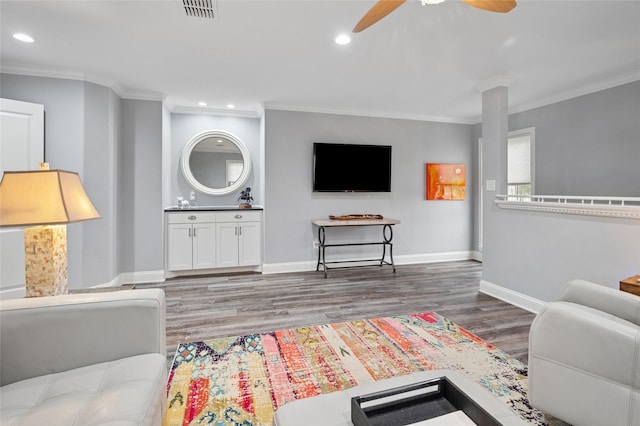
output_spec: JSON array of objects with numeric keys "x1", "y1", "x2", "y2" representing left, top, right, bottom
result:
[
  {"x1": 170, "y1": 105, "x2": 261, "y2": 118},
  {"x1": 470, "y1": 70, "x2": 640, "y2": 124},
  {"x1": 262, "y1": 102, "x2": 476, "y2": 125},
  {"x1": 477, "y1": 75, "x2": 514, "y2": 92},
  {"x1": 0, "y1": 64, "x2": 165, "y2": 102},
  {"x1": 4, "y1": 64, "x2": 637, "y2": 126}
]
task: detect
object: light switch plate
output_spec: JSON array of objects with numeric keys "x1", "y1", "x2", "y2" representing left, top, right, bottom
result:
[{"x1": 486, "y1": 180, "x2": 496, "y2": 191}]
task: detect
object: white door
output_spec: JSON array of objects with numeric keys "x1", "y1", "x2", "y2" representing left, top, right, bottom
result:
[
  {"x1": 192, "y1": 223, "x2": 216, "y2": 269},
  {"x1": 238, "y1": 222, "x2": 261, "y2": 266},
  {"x1": 216, "y1": 222, "x2": 239, "y2": 267},
  {"x1": 0, "y1": 99, "x2": 45, "y2": 299}
]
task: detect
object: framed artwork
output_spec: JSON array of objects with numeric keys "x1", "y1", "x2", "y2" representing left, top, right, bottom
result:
[{"x1": 426, "y1": 163, "x2": 466, "y2": 200}]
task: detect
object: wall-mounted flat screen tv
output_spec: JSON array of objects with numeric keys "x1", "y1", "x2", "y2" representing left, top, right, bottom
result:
[{"x1": 313, "y1": 143, "x2": 392, "y2": 192}]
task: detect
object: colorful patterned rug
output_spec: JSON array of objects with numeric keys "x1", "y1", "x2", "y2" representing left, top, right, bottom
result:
[{"x1": 163, "y1": 312, "x2": 546, "y2": 426}]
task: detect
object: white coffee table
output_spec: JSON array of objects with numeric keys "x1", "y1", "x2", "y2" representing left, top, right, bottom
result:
[{"x1": 273, "y1": 370, "x2": 529, "y2": 426}]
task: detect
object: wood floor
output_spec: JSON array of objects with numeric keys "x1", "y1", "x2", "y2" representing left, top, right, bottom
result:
[{"x1": 137, "y1": 260, "x2": 536, "y2": 365}]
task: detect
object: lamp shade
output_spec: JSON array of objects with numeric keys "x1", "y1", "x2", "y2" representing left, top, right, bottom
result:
[{"x1": 0, "y1": 169, "x2": 100, "y2": 227}]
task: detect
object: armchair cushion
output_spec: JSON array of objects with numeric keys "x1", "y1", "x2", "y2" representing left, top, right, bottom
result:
[{"x1": 0, "y1": 353, "x2": 166, "y2": 426}]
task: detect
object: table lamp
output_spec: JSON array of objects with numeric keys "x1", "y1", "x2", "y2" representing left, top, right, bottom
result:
[{"x1": 0, "y1": 164, "x2": 100, "y2": 297}]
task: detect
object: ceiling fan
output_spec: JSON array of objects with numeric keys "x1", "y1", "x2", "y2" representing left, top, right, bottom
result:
[{"x1": 353, "y1": 0, "x2": 517, "y2": 33}]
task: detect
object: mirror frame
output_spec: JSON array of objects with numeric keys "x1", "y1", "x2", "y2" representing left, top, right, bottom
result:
[{"x1": 180, "y1": 129, "x2": 252, "y2": 196}]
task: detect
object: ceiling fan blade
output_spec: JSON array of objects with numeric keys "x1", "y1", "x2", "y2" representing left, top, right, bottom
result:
[
  {"x1": 461, "y1": 0, "x2": 517, "y2": 13},
  {"x1": 353, "y1": 0, "x2": 407, "y2": 33}
]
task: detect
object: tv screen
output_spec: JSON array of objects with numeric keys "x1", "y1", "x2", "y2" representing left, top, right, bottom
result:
[{"x1": 313, "y1": 143, "x2": 392, "y2": 192}]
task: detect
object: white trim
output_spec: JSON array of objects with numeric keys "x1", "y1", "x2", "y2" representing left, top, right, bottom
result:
[
  {"x1": 396, "y1": 251, "x2": 477, "y2": 265},
  {"x1": 262, "y1": 103, "x2": 476, "y2": 125},
  {"x1": 477, "y1": 75, "x2": 514, "y2": 92},
  {"x1": 171, "y1": 105, "x2": 260, "y2": 118},
  {"x1": 495, "y1": 195, "x2": 640, "y2": 219},
  {"x1": 92, "y1": 275, "x2": 122, "y2": 288},
  {"x1": 0, "y1": 286, "x2": 26, "y2": 300},
  {"x1": 164, "y1": 265, "x2": 262, "y2": 279},
  {"x1": 0, "y1": 66, "x2": 165, "y2": 101},
  {"x1": 479, "y1": 280, "x2": 544, "y2": 314},
  {"x1": 262, "y1": 260, "x2": 317, "y2": 275},
  {"x1": 503, "y1": 71, "x2": 640, "y2": 121},
  {"x1": 4, "y1": 66, "x2": 638, "y2": 126},
  {"x1": 90, "y1": 271, "x2": 163, "y2": 288},
  {"x1": 262, "y1": 252, "x2": 479, "y2": 275},
  {"x1": 470, "y1": 250, "x2": 482, "y2": 262}
]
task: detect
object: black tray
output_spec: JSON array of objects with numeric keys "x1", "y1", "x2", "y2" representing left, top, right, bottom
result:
[{"x1": 351, "y1": 376, "x2": 502, "y2": 426}]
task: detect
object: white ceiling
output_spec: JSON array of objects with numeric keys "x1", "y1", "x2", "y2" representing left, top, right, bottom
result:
[{"x1": 1, "y1": 0, "x2": 639, "y2": 123}]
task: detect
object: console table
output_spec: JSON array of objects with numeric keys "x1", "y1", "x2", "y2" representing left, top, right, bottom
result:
[{"x1": 312, "y1": 217, "x2": 400, "y2": 278}]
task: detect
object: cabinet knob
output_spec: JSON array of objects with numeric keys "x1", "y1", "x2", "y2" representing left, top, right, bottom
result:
[
  {"x1": 234, "y1": 214, "x2": 242, "y2": 219},
  {"x1": 188, "y1": 215, "x2": 197, "y2": 220}
]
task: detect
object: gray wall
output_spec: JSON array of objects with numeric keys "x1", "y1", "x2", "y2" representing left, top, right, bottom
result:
[
  {"x1": 1, "y1": 73, "x2": 163, "y2": 288},
  {"x1": 82, "y1": 83, "x2": 119, "y2": 284},
  {"x1": 1, "y1": 74, "x2": 94, "y2": 287},
  {"x1": 3, "y1": 72, "x2": 637, "y2": 300},
  {"x1": 263, "y1": 110, "x2": 474, "y2": 268},
  {"x1": 510, "y1": 80, "x2": 640, "y2": 196},
  {"x1": 118, "y1": 99, "x2": 164, "y2": 274},
  {"x1": 479, "y1": 82, "x2": 640, "y2": 305},
  {"x1": 169, "y1": 113, "x2": 261, "y2": 207}
]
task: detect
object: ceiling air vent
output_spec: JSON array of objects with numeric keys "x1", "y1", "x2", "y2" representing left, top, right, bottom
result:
[{"x1": 181, "y1": 0, "x2": 217, "y2": 19}]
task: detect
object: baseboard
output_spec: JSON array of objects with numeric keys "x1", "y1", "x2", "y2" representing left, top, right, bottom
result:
[
  {"x1": 164, "y1": 265, "x2": 262, "y2": 279},
  {"x1": 263, "y1": 251, "x2": 480, "y2": 275},
  {"x1": 262, "y1": 261, "x2": 317, "y2": 275},
  {"x1": 98, "y1": 270, "x2": 165, "y2": 287},
  {"x1": 0, "y1": 286, "x2": 25, "y2": 300},
  {"x1": 397, "y1": 251, "x2": 478, "y2": 265},
  {"x1": 479, "y1": 280, "x2": 544, "y2": 314}
]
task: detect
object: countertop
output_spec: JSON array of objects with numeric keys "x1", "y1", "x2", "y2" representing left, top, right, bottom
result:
[{"x1": 164, "y1": 205, "x2": 264, "y2": 212}]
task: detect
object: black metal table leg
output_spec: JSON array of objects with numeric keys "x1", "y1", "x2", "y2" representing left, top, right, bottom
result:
[
  {"x1": 383, "y1": 224, "x2": 396, "y2": 273},
  {"x1": 317, "y1": 226, "x2": 328, "y2": 278}
]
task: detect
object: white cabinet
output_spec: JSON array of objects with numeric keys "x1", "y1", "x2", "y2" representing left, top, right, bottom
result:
[
  {"x1": 165, "y1": 210, "x2": 262, "y2": 274},
  {"x1": 166, "y1": 212, "x2": 216, "y2": 271},
  {"x1": 216, "y1": 211, "x2": 262, "y2": 267}
]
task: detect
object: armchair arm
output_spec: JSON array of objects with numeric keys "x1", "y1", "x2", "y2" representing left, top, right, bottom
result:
[
  {"x1": 528, "y1": 299, "x2": 640, "y2": 426},
  {"x1": 0, "y1": 289, "x2": 166, "y2": 386},
  {"x1": 559, "y1": 279, "x2": 640, "y2": 326}
]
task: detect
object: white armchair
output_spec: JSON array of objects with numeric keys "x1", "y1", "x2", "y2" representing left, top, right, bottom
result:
[
  {"x1": 0, "y1": 289, "x2": 167, "y2": 425},
  {"x1": 528, "y1": 279, "x2": 640, "y2": 426}
]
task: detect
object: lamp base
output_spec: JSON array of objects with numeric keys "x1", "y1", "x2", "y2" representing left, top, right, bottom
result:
[{"x1": 24, "y1": 225, "x2": 68, "y2": 297}]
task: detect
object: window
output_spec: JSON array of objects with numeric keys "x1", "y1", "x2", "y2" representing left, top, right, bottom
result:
[{"x1": 507, "y1": 128, "x2": 535, "y2": 196}]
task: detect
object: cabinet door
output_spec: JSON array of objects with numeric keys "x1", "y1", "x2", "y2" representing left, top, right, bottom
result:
[
  {"x1": 193, "y1": 223, "x2": 216, "y2": 269},
  {"x1": 216, "y1": 223, "x2": 239, "y2": 267},
  {"x1": 238, "y1": 222, "x2": 262, "y2": 266},
  {"x1": 167, "y1": 224, "x2": 193, "y2": 271}
]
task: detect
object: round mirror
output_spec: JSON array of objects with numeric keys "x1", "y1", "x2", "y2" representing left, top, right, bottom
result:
[{"x1": 181, "y1": 130, "x2": 251, "y2": 196}]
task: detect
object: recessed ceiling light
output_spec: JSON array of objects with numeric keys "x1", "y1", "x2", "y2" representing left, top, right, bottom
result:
[
  {"x1": 335, "y1": 34, "x2": 351, "y2": 45},
  {"x1": 13, "y1": 33, "x2": 34, "y2": 43},
  {"x1": 198, "y1": 101, "x2": 207, "y2": 107},
  {"x1": 226, "y1": 104, "x2": 235, "y2": 109}
]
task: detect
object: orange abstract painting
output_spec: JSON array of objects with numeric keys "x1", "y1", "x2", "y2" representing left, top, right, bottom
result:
[{"x1": 426, "y1": 163, "x2": 466, "y2": 200}]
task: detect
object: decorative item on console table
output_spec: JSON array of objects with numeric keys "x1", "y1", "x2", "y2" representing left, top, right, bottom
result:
[
  {"x1": 238, "y1": 187, "x2": 253, "y2": 209},
  {"x1": 620, "y1": 275, "x2": 640, "y2": 296},
  {"x1": 329, "y1": 214, "x2": 384, "y2": 220}
]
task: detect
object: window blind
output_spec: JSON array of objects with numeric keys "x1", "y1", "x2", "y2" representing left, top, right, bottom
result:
[{"x1": 508, "y1": 135, "x2": 531, "y2": 184}]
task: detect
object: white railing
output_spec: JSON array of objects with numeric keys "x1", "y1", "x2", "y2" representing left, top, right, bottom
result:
[{"x1": 495, "y1": 194, "x2": 640, "y2": 219}]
